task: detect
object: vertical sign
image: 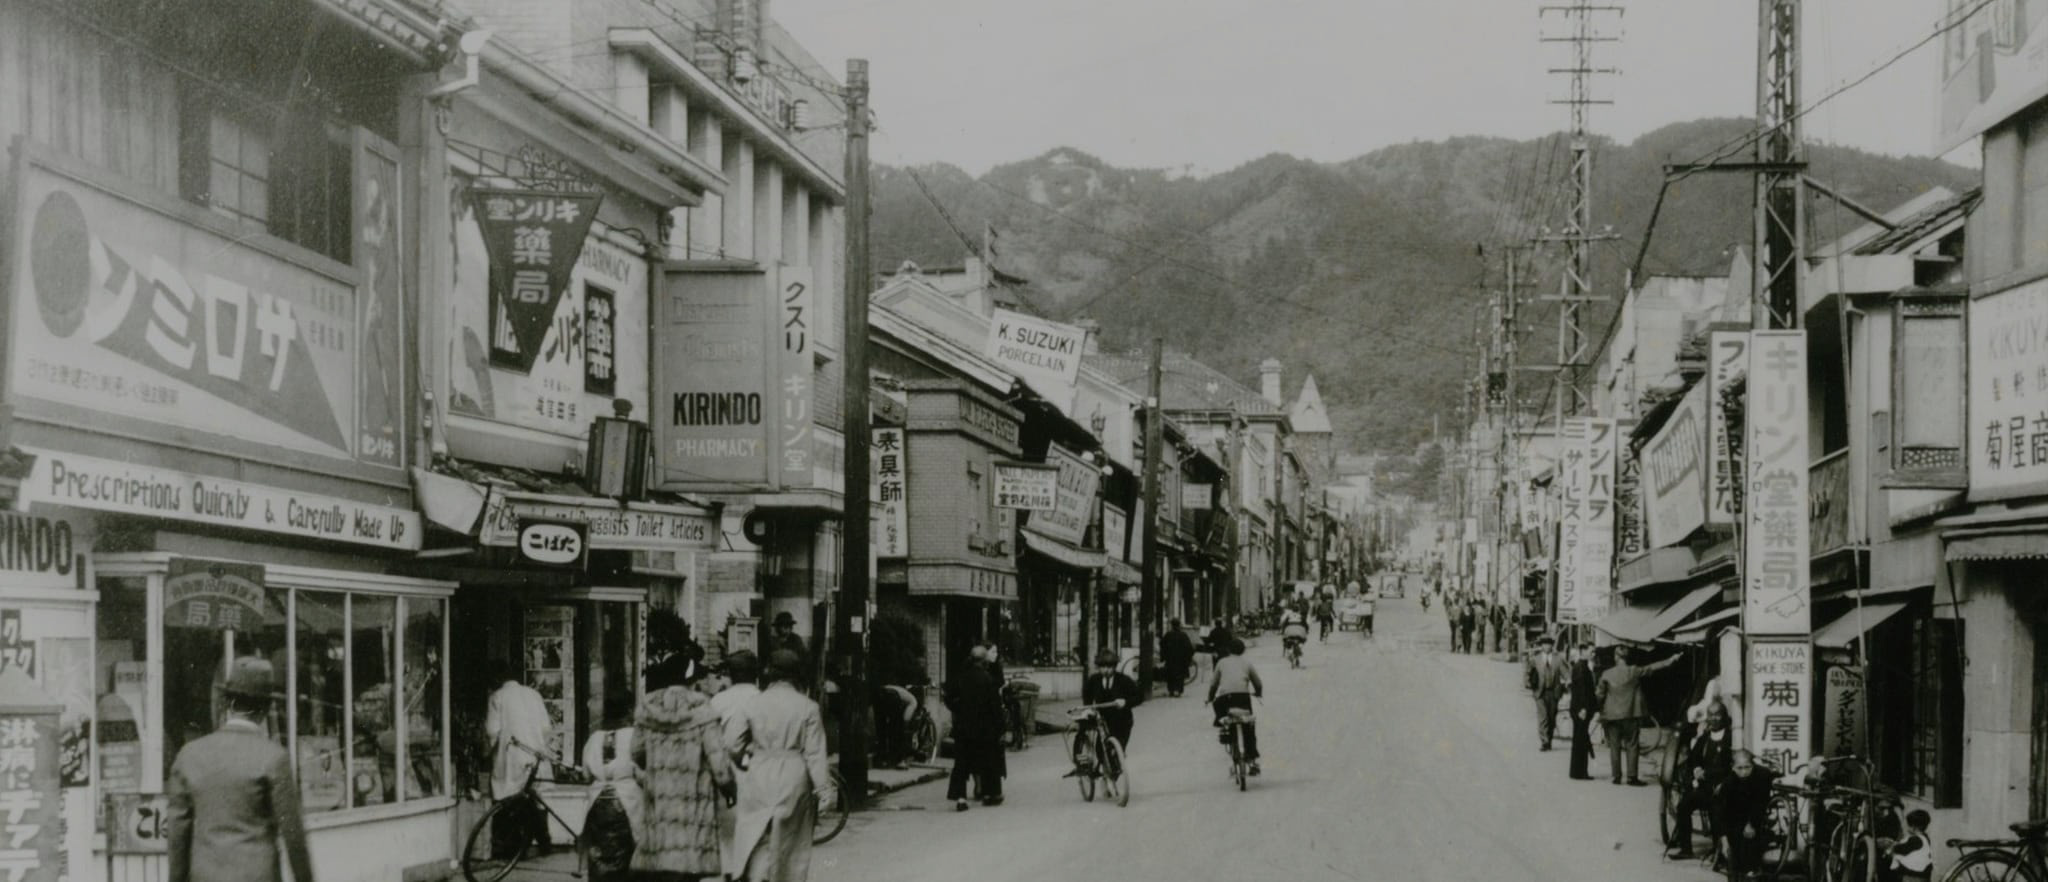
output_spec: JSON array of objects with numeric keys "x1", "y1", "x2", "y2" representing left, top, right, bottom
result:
[
  {"x1": 1822, "y1": 665, "x2": 1866, "y2": 759},
  {"x1": 1744, "y1": 331, "x2": 1809, "y2": 635},
  {"x1": 1103, "y1": 504, "x2": 1130, "y2": 563},
  {"x1": 1556, "y1": 420, "x2": 1588, "y2": 623},
  {"x1": 873, "y1": 428, "x2": 907, "y2": 558},
  {"x1": 0, "y1": 677, "x2": 63, "y2": 882},
  {"x1": 584, "y1": 288, "x2": 616, "y2": 396},
  {"x1": 777, "y1": 268, "x2": 814, "y2": 488},
  {"x1": 1708, "y1": 331, "x2": 1749, "y2": 526},
  {"x1": 1615, "y1": 438, "x2": 1646, "y2": 559},
  {"x1": 355, "y1": 138, "x2": 406, "y2": 468},
  {"x1": 1577, "y1": 418, "x2": 1617, "y2": 622},
  {"x1": 655, "y1": 270, "x2": 773, "y2": 486},
  {"x1": 1968, "y1": 279, "x2": 2048, "y2": 500},
  {"x1": 471, "y1": 188, "x2": 603, "y2": 373},
  {"x1": 1748, "y1": 640, "x2": 1812, "y2": 776}
]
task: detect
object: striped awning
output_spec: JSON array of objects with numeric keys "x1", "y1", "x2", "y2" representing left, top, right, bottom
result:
[{"x1": 1594, "y1": 583, "x2": 1721, "y2": 644}]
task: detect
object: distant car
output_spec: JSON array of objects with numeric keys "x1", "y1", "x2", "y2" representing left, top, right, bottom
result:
[{"x1": 1378, "y1": 578, "x2": 1404, "y2": 599}]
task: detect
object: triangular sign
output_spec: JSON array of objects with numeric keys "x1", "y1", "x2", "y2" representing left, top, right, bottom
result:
[{"x1": 470, "y1": 187, "x2": 604, "y2": 373}]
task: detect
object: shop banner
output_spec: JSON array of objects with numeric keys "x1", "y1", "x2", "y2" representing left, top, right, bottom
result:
[
  {"x1": 584, "y1": 289, "x2": 616, "y2": 397},
  {"x1": 1937, "y1": 0, "x2": 2048, "y2": 152},
  {"x1": 1557, "y1": 418, "x2": 1616, "y2": 623},
  {"x1": 1103, "y1": 504, "x2": 1130, "y2": 564},
  {"x1": 654, "y1": 268, "x2": 779, "y2": 488},
  {"x1": 164, "y1": 559, "x2": 266, "y2": 631},
  {"x1": 1616, "y1": 437, "x2": 1646, "y2": 560},
  {"x1": 778, "y1": 268, "x2": 814, "y2": 484},
  {"x1": 984, "y1": 307, "x2": 1086, "y2": 412},
  {"x1": 995, "y1": 461, "x2": 1057, "y2": 511},
  {"x1": 470, "y1": 187, "x2": 602, "y2": 373},
  {"x1": 1024, "y1": 444, "x2": 1100, "y2": 546},
  {"x1": 1748, "y1": 639, "x2": 1813, "y2": 778},
  {"x1": 0, "y1": 685, "x2": 62, "y2": 882},
  {"x1": 9, "y1": 151, "x2": 395, "y2": 474},
  {"x1": 16, "y1": 447, "x2": 421, "y2": 550},
  {"x1": 1708, "y1": 331, "x2": 1749, "y2": 526},
  {"x1": 1969, "y1": 278, "x2": 2048, "y2": 500},
  {"x1": 0, "y1": 512, "x2": 83, "y2": 591},
  {"x1": 1643, "y1": 383, "x2": 1710, "y2": 548},
  {"x1": 479, "y1": 492, "x2": 715, "y2": 551},
  {"x1": 1823, "y1": 664, "x2": 1866, "y2": 759},
  {"x1": 874, "y1": 428, "x2": 908, "y2": 558},
  {"x1": 1182, "y1": 483, "x2": 1213, "y2": 511},
  {"x1": 1744, "y1": 332, "x2": 1810, "y2": 636}
]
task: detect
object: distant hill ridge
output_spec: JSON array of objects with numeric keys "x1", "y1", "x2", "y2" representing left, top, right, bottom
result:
[{"x1": 871, "y1": 119, "x2": 1976, "y2": 455}]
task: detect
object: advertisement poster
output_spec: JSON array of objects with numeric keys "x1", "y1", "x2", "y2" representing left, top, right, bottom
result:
[
  {"x1": 984, "y1": 308, "x2": 1087, "y2": 413},
  {"x1": 1023, "y1": 444, "x2": 1101, "y2": 546},
  {"x1": 10, "y1": 153, "x2": 388, "y2": 474},
  {"x1": 0, "y1": 699, "x2": 64, "y2": 882},
  {"x1": 1748, "y1": 640, "x2": 1813, "y2": 776},
  {"x1": 1556, "y1": 418, "x2": 1616, "y2": 623},
  {"x1": 1643, "y1": 382, "x2": 1709, "y2": 548},
  {"x1": 1744, "y1": 332, "x2": 1811, "y2": 636},
  {"x1": 778, "y1": 268, "x2": 815, "y2": 486},
  {"x1": 994, "y1": 462, "x2": 1058, "y2": 512},
  {"x1": 874, "y1": 428, "x2": 908, "y2": 558},
  {"x1": 1937, "y1": 0, "x2": 2048, "y2": 151},
  {"x1": 653, "y1": 269, "x2": 776, "y2": 487},
  {"x1": 1968, "y1": 278, "x2": 2048, "y2": 500},
  {"x1": 1707, "y1": 331, "x2": 1749, "y2": 526},
  {"x1": 354, "y1": 140, "x2": 406, "y2": 468},
  {"x1": 469, "y1": 187, "x2": 602, "y2": 373}
]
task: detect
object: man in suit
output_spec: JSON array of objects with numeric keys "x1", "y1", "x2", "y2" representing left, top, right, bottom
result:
[
  {"x1": 1567, "y1": 643, "x2": 1599, "y2": 780},
  {"x1": 166, "y1": 657, "x2": 314, "y2": 882},
  {"x1": 1596, "y1": 645, "x2": 1681, "y2": 785},
  {"x1": 1524, "y1": 635, "x2": 1567, "y2": 750}
]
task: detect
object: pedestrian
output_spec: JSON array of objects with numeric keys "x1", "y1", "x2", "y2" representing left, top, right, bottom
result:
[
  {"x1": 1079, "y1": 650, "x2": 1139, "y2": 754},
  {"x1": 943, "y1": 645, "x2": 1006, "y2": 811},
  {"x1": 1595, "y1": 645, "x2": 1681, "y2": 785},
  {"x1": 1523, "y1": 635, "x2": 1566, "y2": 751},
  {"x1": 726, "y1": 649, "x2": 833, "y2": 882},
  {"x1": 1360, "y1": 592, "x2": 1376, "y2": 638},
  {"x1": 768, "y1": 612, "x2": 807, "y2": 681},
  {"x1": 1667, "y1": 700, "x2": 1733, "y2": 860},
  {"x1": 580, "y1": 696, "x2": 645, "y2": 881},
  {"x1": 709, "y1": 651, "x2": 762, "y2": 876},
  {"x1": 1489, "y1": 602, "x2": 1506, "y2": 653},
  {"x1": 1712, "y1": 749, "x2": 1776, "y2": 879},
  {"x1": 1507, "y1": 601, "x2": 1522, "y2": 655},
  {"x1": 1161, "y1": 620, "x2": 1195, "y2": 697},
  {"x1": 1313, "y1": 595, "x2": 1336, "y2": 642},
  {"x1": 1458, "y1": 600, "x2": 1477, "y2": 653},
  {"x1": 484, "y1": 659, "x2": 551, "y2": 858},
  {"x1": 872, "y1": 680, "x2": 916, "y2": 769},
  {"x1": 1444, "y1": 597, "x2": 1458, "y2": 650},
  {"x1": 1568, "y1": 642, "x2": 1598, "y2": 780},
  {"x1": 165, "y1": 657, "x2": 313, "y2": 882},
  {"x1": 634, "y1": 654, "x2": 729, "y2": 882}
]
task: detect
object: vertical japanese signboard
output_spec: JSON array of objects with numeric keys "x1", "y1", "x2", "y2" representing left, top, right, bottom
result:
[
  {"x1": 1556, "y1": 421, "x2": 1587, "y2": 622},
  {"x1": 1556, "y1": 418, "x2": 1617, "y2": 623},
  {"x1": 584, "y1": 289, "x2": 616, "y2": 397},
  {"x1": 778, "y1": 268, "x2": 814, "y2": 486},
  {"x1": 1708, "y1": 331, "x2": 1749, "y2": 526},
  {"x1": 470, "y1": 188, "x2": 602, "y2": 373},
  {"x1": 1744, "y1": 331, "x2": 1810, "y2": 635},
  {"x1": 874, "y1": 428, "x2": 908, "y2": 557},
  {"x1": 1822, "y1": 665, "x2": 1866, "y2": 759},
  {"x1": 1968, "y1": 278, "x2": 2048, "y2": 500},
  {"x1": 1748, "y1": 640, "x2": 1812, "y2": 777},
  {"x1": 0, "y1": 670, "x2": 63, "y2": 882},
  {"x1": 1615, "y1": 439, "x2": 1646, "y2": 560}
]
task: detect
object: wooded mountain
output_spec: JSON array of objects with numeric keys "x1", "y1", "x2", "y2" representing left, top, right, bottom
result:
[{"x1": 871, "y1": 119, "x2": 1976, "y2": 457}]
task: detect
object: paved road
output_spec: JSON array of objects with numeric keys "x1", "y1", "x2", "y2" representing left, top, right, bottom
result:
[{"x1": 813, "y1": 594, "x2": 1718, "y2": 882}]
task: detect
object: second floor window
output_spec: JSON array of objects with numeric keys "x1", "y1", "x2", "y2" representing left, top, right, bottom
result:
[{"x1": 182, "y1": 96, "x2": 352, "y2": 263}]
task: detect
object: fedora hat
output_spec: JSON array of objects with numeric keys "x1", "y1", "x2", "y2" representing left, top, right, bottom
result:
[
  {"x1": 222, "y1": 657, "x2": 276, "y2": 699},
  {"x1": 772, "y1": 611, "x2": 797, "y2": 627}
]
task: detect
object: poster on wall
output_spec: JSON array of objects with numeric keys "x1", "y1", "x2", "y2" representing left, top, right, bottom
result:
[
  {"x1": 0, "y1": 691, "x2": 64, "y2": 882},
  {"x1": 1744, "y1": 331, "x2": 1810, "y2": 636},
  {"x1": 874, "y1": 428, "x2": 908, "y2": 558},
  {"x1": 354, "y1": 138, "x2": 407, "y2": 468},
  {"x1": 1708, "y1": 331, "x2": 1749, "y2": 526},
  {"x1": 994, "y1": 462, "x2": 1059, "y2": 511},
  {"x1": 1643, "y1": 382, "x2": 1710, "y2": 548},
  {"x1": 40, "y1": 637, "x2": 92, "y2": 788},
  {"x1": 1937, "y1": 0, "x2": 2048, "y2": 151},
  {"x1": 1748, "y1": 640, "x2": 1812, "y2": 777},
  {"x1": 470, "y1": 187, "x2": 602, "y2": 373}
]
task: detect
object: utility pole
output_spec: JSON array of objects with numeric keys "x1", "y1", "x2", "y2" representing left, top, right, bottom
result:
[
  {"x1": 1138, "y1": 338, "x2": 1165, "y2": 692},
  {"x1": 1754, "y1": 0, "x2": 1804, "y2": 331},
  {"x1": 836, "y1": 57, "x2": 872, "y2": 802}
]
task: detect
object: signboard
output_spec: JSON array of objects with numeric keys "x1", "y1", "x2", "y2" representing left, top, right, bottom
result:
[
  {"x1": 1127, "y1": 500, "x2": 1146, "y2": 563},
  {"x1": 778, "y1": 268, "x2": 814, "y2": 483},
  {"x1": 1643, "y1": 383, "x2": 1710, "y2": 548},
  {"x1": 1822, "y1": 664, "x2": 1866, "y2": 759},
  {"x1": 1023, "y1": 444, "x2": 1101, "y2": 546},
  {"x1": 0, "y1": 694, "x2": 63, "y2": 882},
  {"x1": 993, "y1": 462, "x2": 1058, "y2": 511},
  {"x1": 355, "y1": 139, "x2": 407, "y2": 468},
  {"x1": 1102, "y1": 504, "x2": 1130, "y2": 564},
  {"x1": 17, "y1": 447, "x2": 421, "y2": 550},
  {"x1": 0, "y1": 513, "x2": 81, "y2": 591},
  {"x1": 516, "y1": 519, "x2": 587, "y2": 568},
  {"x1": 470, "y1": 187, "x2": 603, "y2": 373},
  {"x1": 1969, "y1": 278, "x2": 2048, "y2": 500},
  {"x1": 1182, "y1": 482, "x2": 1213, "y2": 511},
  {"x1": 874, "y1": 428, "x2": 908, "y2": 557},
  {"x1": 1748, "y1": 639, "x2": 1813, "y2": 776},
  {"x1": 1707, "y1": 331, "x2": 1749, "y2": 526},
  {"x1": 1556, "y1": 418, "x2": 1617, "y2": 622},
  {"x1": 479, "y1": 493, "x2": 715, "y2": 551},
  {"x1": 1936, "y1": 0, "x2": 2048, "y2": 152},
  {"x1": 105, "y1": 793, "x2": 169, "y2": 854},
  {"x1": 1616, "y1": 438, "x2": 1646, "y2": 559},
  {"x1": 1744, "y1": 332, "x2": 1810, "y2": 636},
  {"x1": 654, "y1": 269, "x2": 780, "y2": 487},
  {"x1": 164, "y1": 559, "x2": 266, "y2": 631},
  {"x1": 449, "y1": 198, "x2": 648, "y2": 441},
  {"x1": 9, "y1": 151, "x2": 399, "y2": 475},
  {"x1": 984, "y1": 307, "x2": 1086, "y2": 411}
]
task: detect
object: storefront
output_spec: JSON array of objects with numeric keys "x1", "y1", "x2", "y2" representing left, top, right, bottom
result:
[{"x1": 898, "y1": 380, "x2": 1022, "y2": 684}]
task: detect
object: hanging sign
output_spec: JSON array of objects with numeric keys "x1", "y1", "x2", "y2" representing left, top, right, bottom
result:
[
  {"x1": 1748, "y1": 639, "x2": 1812, "y2": 777},
  {"x1": 993, "y1": 462, "x2": 1058, "y2": 511},
  {"x1": 1643, "y1": 383, "x2": 1710, "y2": 548},
  {"x1": 1023, "y1": 444, "x2": 1101, "y2": 546},
  {"x1": 163, "y1": 559, "x2": 266, "y2": 631},
  {"x1": 984, "y1": 307, "x2": 1086, "y2": 412},
  {"x1": 1744, "y1": 331, "x2": 1810, "y2": 635},
  {"x1": 516, "y1": 519, "x2": 587, "y2": 568},
  {"x1": 470, "y1": 187, "x2": 603, "y2": 374},
  {"x1": 778, "y1": 268, "x2": 815, "y2": 486},
  {"x1": 874, "y1": 429, "x2": 908, "y2": 558},
  {"x1": 1707, "y1": 331, "x2": 1749, "y2": 526}
]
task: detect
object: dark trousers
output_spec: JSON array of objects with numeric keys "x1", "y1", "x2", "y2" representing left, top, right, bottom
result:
[
  {"x1": 1723, "y1": 829, "x2": 1765, "y2": 877},
  {"x1": 1605, "y1": 718, "x2": 1641, "y2": 782},
  {"x1": 1671, "y1": 784, "x2": 1713, "y2": 850},
  {"x1": 1535, "y1": 694, "x2": 1559, "y2": 748},
  {"x1": 1569, "y1": 713, "x2": 1593, "y2": 777},
  {"x1": 1164, "y1": 664, "x2": 1188, "y2": 696},
  {"x1": 947, "y1": 739, "x2": 1002, "y2": 801},
  {"x1": 1211, "y1": 693, "x2": 1259, "y2": 761},
  {"x1": 1447, "y1": 621, "x2": 1458, "y2": 648}
]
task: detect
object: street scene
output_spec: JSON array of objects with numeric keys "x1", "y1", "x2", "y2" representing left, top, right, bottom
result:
[{"x1": 0, "y1": 0, "x2": 2043, "y2": 881}]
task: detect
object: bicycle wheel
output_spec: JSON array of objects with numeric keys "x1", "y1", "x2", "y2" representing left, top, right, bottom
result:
[
  {"x1": 813, "y1": 769, "x2": 851, "y2": 846},
  {"x1": 1940, "y1": 850, "x2": 2039, "y2": 882},
  {"x1": 1074, "y1": 735, "x2": 1097, "y2": 802},
  {"x1": 1659, "y1": 781, "x2": 1682, "y2": 848},
  {"x1": 461, "y1": 796, "x2": 532, "y2": 882},
  {"x1": 1103, "y1": 738, "x2": 1130, "y2": 807},
  {"x1": 1232, "y1": 729, "x2": 1248, "y2": 792},
  {"x1": 911, "y1": 714, "x2": 939, "y2": 764}
]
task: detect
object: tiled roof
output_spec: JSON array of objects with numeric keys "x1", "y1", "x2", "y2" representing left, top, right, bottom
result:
[
  {"x1": 1085, "y1": 351, "x2": 1284, "y2": 417},
  {"x1": 1852, "y1": 188, "x2": 1980, "y2": 256}
]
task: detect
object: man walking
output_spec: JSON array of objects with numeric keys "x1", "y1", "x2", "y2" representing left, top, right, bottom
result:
[
  {"x1": 1568, "y1": 643, "x2": 1598, "y2": 780},
  {"x1": 1596, "y1": 645, "x2": 1680, "y2": 785},
  {"x1": 1161, "y1": 620, "x2": 1195, "y2": 698},
  {"x1": 1444, "y1": 598, "x2": 1459, "y2": 651},
  {"x1": 166, "y1": 658, "x2": 314, "y2": 882},
  {"x1": 1458, "y1": 599, "x2": 1477, "y2": 653},
  {"x1": 1523, "y1": 636, "x2": 1567, "y2": 751},
  {"x1": 943, "y1": 645, "x2": 1006, "y2": 811},
  {"x1": 1489, "y1": 602, "x2": 1506, "y2": 653}
]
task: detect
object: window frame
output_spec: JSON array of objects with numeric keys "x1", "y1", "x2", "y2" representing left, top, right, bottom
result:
[{"x1": 177, "y1": 87, "x2": 355, "y2": 264}]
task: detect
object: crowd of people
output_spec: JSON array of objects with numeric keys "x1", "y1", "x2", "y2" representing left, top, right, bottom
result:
[{"x1": 1436, "y1": 587, "x2": 1520, "y2": 655}]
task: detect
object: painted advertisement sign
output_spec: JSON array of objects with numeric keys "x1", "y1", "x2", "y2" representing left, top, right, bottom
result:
[
  {"x1": 1708, "y1": 331, "x2": 1749, "y2": 526},
  {"x1": 993, "y1": 462, "x2": 1059, "y2": 511},
  {"x1": 1969, "y1": 278, "x2": 2048, "y2": 500},
  {"x1": 9, "y1": 152, "x2": 395, "y2": 475},
  {"x1": 1748, "y1": 639, "x2": 1813, "y2": 778},
  {"x1": 1744, "y1": 332, "x2": 1811, "y2": 636},
  {"x1": 984, "y1": 307, "x2": 1086, "y2": 412},
  {"x1": 653, "y1": 269, "x2": 776, "y2": 487},
  {"x1": 478, "y1": 493, "x2": 715, "y2": 551},
  {"x1": 470, "y1": 187, "x2": 602, "y2": 373},
  {"x1": 0, "y1": 694, "x2": 62, "y2": 882},
  {"x1": 875, "y1": 428, "x2": 908, "y2": 558},
  {"x1": 1556, "y1": 418, "x2": 1616, "y2": 623},
  {"x1": 355, "y1": 141, "x2": 407, "y2": 468},
  {"x1": 1643, "y1": 383, "x2": 1710, "y2": 548},
  {"x1": 448, "y1": 184, "x2": 648, "y2": 442},
  {"x1": 1937, "y1": 0, "x2": 2048, "y2": 151},
  {"x1": 1025, "y1": 444, "x2": 1101, "y2": 547},
  {"x1": 778, "y1": 268, "x2": 815, "y2": 483},
  {"x1": 0, "y1": 513, "x2": 83, "y2": 591},
  {"x1": 164, "y1": 559, "x2": 267, "y2": 631}
]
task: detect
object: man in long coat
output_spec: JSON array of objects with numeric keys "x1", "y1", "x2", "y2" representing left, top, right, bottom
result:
[
  {"x1": 1568, "y1": 643, "x2": 1599, "y2": 780},
  {"x1": 166, "y1": 658, "x2": 313, "y2": 882},
  {"x1": 1523, "y1": 635, "x2": 1567, "y2": 750},
  {"x1": 1160, "y1": 621, "x2": 1196, "y2": 697},
  {"x1": 943, "y1": 645, "x2": 1006, "y2": 811},
  {"x1": 725, "y1": 649, "x2": 834, "y2": 882}
]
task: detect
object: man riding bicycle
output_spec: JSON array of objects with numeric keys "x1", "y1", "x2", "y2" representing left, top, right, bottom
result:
[
  {"x1": 1313, "y1": 596, "x2": 1335, "y2": 642},
  {"x1": 1279, "y1": 605, "x2": 1311, "y2": 660},
  {"x1": 1207, "y1": 638, "x2": 1263, "y2": 776}
]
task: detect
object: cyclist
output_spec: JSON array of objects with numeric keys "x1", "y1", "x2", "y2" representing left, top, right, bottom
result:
[
  {"x1": 1313, "y1": 595, "x2": 1335, "y2": 642},
  {"x1": 1072, "y1": 651, "x2": 1139, "y2": 771},
  {"x1": 1207, "y1": 638, "x2": 1263, "y2": 775},
  {"x1": 1279, "y1": 603, "x2": 1311, "y2": 661}
]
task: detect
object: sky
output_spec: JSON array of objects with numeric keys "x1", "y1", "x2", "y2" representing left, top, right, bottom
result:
[{"x1": 775, "y1": 0, "x2": 1973, "y2": 176}]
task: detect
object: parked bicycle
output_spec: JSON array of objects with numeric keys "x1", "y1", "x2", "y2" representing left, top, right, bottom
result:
[
  {"x1": 460, "y1": 739, "x2": 587, "y2": 882},
  {"x1": 1219, "y1": 705, "x2": 1257, "y2": 792},
  {"x1": 812, "y1": 765, "x2": 853, "y2": 845},
  {"x1": 1940, "y1": 818, "x2": 2048, "y2": 882},
  {"x1": 907, "y1": 685, "x2": 940, "y2": 764},
  {"x1": 1065, "y1": 704, "x2": 1130, "y2": 807}
]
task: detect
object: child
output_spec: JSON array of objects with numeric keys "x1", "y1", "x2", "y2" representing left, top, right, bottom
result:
[{"x1": 1885, "y1": 809, "x2": 1934, "y2": 882}]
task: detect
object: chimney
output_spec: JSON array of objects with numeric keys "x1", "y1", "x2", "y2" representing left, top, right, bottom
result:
[
  {"x1": 1260, "y1": 358, "x2": 1283, "y2": 406},
  {"x1": 1075, "y1": 318, "x2": 1101, "y2": 355}
]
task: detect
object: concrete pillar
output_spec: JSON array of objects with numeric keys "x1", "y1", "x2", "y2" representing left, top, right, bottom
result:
[
  {"x1": 753, "y1": 158, "x2": 782, "y2": 266},
  {"x1": 612, "y1": 52, "x2": 650, "y2": 125},
  {"x1": 689, "y1": 113, "x2": 724, "y2": 259},
  {"x1": 724, "y1": 138, "x2": 755, "y2": 260},
  {"x1": 783, "y1": 182, "x2": 808, "y2": 268}
]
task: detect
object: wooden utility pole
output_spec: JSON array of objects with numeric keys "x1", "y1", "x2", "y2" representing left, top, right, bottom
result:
[
  {"x1": 1137, "y1": 338, "x2": 1164, "y2": 692},
  {"x1": 836, "y1": 57, "x2": 872, "y2": 802}
]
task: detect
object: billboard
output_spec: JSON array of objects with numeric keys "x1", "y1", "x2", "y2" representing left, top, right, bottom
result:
[
  {"x1": 1024, "y1": 443, "x2": 1101, "y2": 546},
  {"x1": 1748, "y1": 639, "x2": 1813, "y2": 777},
  {"x1": 1556, "y1": 418, "x2": 1616, "y2": 623},
  {"x1": 1936, "y1": 0, "x2": 2048, "y2": 151},
  {"x1": 654, "y1": 268, "x2": 777, "y2": 488},
  {"x1": 1744, "y1": 331, "x2": 1810, "y2": 636},
  {"x1": 1707, "y1": 331, "x2": 1749, "y2": 526},
  {"x1": 1969, "y1": 278, "x2": 2048, "y2": 500},
  {"x1": 984, "y1": 307, "x2": 1086, "y2": 412},
  {"x1": 1642, "y1": 383, "x2": 1709, "y2": 548}
]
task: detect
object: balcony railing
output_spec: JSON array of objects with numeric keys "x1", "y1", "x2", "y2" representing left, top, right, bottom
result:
[{"x1": 1811, "y1": 448, "x2": 1851, "y2": 556}]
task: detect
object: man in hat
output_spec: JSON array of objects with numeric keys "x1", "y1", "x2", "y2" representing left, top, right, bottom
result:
[
  {"x1": 1523, "y1": 635, "x2": 1567, "y2": 750},
  {"x1": 166, "y1": 657, "x2": 314, "y2": 882}
]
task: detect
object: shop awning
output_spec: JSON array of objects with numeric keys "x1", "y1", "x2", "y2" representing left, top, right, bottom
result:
[
  {"x1": 1946, "y1": 533, "x2": 2048, "y2": 561},
  {"x1": 1105, "y1": 558, "x2": 1141, "y2": 585},
  {"x1": 1594, "y1": 582, "x2": 1720, "y2": 644},
  {"x1": 1813, "y1": 602, "x2": 1909, "y2": 650},
  {"x1": 411, "y1": 467, "x2": 489, "y2": 535},
  {"x1": 1669, "y1": 606, "x2": 1740, "y2": 643},
  {"x1": 1021, "y1": 531, "x2": 1105, "y2": 570}
]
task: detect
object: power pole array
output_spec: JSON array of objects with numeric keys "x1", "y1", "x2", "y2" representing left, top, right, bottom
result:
[
  {"x1": 837, "y1": 57, "x2": 873, "y2": 801},
  {"x1": 1538, "y1": 0, "x2": 1623, "y2": 427},
  {"x1": 1753, "y1": 0, "x2": 1805, "y2": 331}
]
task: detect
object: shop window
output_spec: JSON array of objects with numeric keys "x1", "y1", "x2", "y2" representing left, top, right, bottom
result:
[
  {"x1": 293, "y1": 591, "x2": 348, "y2": 812},
  {"x1": 93, "y1": 577, "x2": 151, "y2": 798},
  {"x1": 401, "y1": 598, "x2": 446, "y2": 800},
  {"x1": 350, "y1": 595, "x2": 397, "y2": 807},
  {"x1": 161, "y1": 585, "x2": 285, "y2": 774},
  {"x1": 282, "y1": 588, "x2": 448, "y2": 813}
]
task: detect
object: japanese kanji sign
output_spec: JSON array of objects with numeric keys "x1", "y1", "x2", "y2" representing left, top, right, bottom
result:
[
  {"x1": 1748, "y1": 639, "x2": 1812, "y2": 775},
  {"x1": 874, "y1": 429, "x2": 908, "y2": 558},
  {"x1": 778, "y1": 268, "x2": 814, "y2": 486},
  {"x1": 1707, "y1": 331, "x2": 1749, "y2": 527},
  {"x1": 0, "y1": 669, "x2": 64, "y2": 882},
  {"x1": 1023, "y1": 444, "x2": 1101, "y2": 546},
  {"x1": 471, "y1": 187, "x2": 602, "y2": 374},
  {"x1": 1556, "y1": 418, "x2": 1616, "y2": 623},
  {"x1": 1822, "y1": 664, "x2": 1865, "y2": 759},
  {"x1": 1968, "y1": 278, "x2": 2048, "y2": 500},
  {"x1": 163, "y1": 559, "x2": 267, "y2": 632},
  {"x1": 1744, "y1": 331, "x2": 1810, "y2": 636},
  {"x1": 584, "y1": 288, "x2": 616, "y2": 397},
  {"x1": 994, "y1": 462, "x2": 1059, "y2": 512}
]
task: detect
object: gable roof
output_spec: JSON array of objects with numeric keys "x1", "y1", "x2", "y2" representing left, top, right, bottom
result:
[
  {"x1": 1085, "y1": 351, "x2": 1285, "y2": 420},
  {"x1": 1290, "y1": 375, "x2": 1333, "y2": 434},
  {"x1": 1851, "y1": 187, "x2": 1979, "y2": 256}
]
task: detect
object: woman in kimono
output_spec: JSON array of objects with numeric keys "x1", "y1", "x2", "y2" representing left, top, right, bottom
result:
[
  {"x1": 725, "y1": 649, "x2": 835, "y2": 882},
  {"x1": 634, "y1": 663, "x2": 731, "y2": 880},
  {"x1": 580, "y1": 697, "x2": 644, "y2": 880}
]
